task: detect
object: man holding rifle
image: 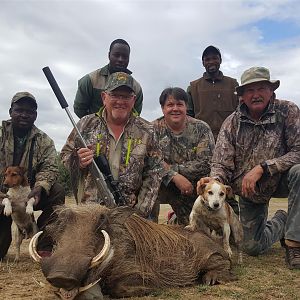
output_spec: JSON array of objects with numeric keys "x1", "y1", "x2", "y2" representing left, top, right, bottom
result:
[{"x1": 61, "y1": 72, "x2": 163, "y2": 217}]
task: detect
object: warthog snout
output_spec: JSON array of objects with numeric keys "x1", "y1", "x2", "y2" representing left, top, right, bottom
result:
[
  {"x1": 46, "y1": 273, "x2": 80, "y2": 290},
  {"x1": 41, "y1": 255, "x2": 92, "y2": 289}
]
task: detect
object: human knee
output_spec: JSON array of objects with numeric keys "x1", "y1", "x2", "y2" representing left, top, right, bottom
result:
[{"x1": 288, "y1": 164, "x2": 300, "y2": 182}]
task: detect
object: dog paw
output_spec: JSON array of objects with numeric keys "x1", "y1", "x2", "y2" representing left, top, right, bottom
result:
[
  {"x1": 225, "y1": 246, "x2": 233, "y2": 258},
  {"x1": 3, "y1": 201, "x2": 12, "y2": 216},
  {"x1": 185, "y1": 225, "x2": 195, "y2": 231},
  {"x1": 26, "y1": 204, "x2": 34, "y2": 215},
  {"x1": 202, "y1": 271, "x2": 219, "y2": 285}
]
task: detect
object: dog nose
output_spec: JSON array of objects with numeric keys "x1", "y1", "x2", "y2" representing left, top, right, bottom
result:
[{"x1": 213, "y1": 202, "x2": 220, "y2": 208}]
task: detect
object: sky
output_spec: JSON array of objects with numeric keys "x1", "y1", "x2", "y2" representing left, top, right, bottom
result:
[{"x1": 1, "y1": 0, "x2": 300, "y2": 150}]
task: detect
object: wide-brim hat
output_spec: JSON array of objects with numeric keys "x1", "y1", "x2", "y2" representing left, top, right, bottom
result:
[{"x1": 236, "y1": 67, "x2": 280, "y2": 96}]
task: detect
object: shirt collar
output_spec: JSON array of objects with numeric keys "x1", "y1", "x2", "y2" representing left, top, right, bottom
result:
[{"x1": 203, "y1": 70, "x2": 224, "y2": 81}]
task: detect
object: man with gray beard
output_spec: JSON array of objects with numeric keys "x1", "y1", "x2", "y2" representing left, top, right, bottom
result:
[{"x1": 199, "y1": 67, "x2": 300, "y2": 269}]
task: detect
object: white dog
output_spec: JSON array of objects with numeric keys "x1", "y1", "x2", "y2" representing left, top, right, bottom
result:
[
  {"x1": 2, "y1": 166, "x2": 38, "y2": 261},
  {"x1": 186, "y1": 179, "x2": 243, "y2": 264}
]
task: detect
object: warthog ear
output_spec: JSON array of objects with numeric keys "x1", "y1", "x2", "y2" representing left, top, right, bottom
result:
[
  {"x1": 47, "y1": 206, "x2": 76, "y2": 239},
  {"x1": 225, "y1": 185, "x2": 233, "y2": 199}
]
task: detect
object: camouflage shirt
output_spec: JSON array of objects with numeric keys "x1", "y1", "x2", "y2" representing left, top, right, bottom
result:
[
  {"x1": 0, "y1": 120, "x2": 59, "y2": 193},
  {"x1": 60, "y1": 110, "x2": 163, "y2": 216},
  {"x1": 211, "y1": 98, "x2": 300, "y2": 203},
  {"x1": 152, "y1": 116, "x2": 215, "y2": 187}
]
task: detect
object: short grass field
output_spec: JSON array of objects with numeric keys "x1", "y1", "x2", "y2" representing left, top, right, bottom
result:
[{"x1": 0, "y1": 198, "x2": 299, "y2": 300}]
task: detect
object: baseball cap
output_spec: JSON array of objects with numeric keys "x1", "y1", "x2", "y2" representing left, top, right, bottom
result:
[
  {"x1": 105, "y1": 72, "x2": 135, "y2": 92},
  {"x1": 202, "y1": 45, "x2": 222, "y2": 60},
  {"x1": 235, "y1": 67, "x2": 280, "y2": 96},
  {"x1": 11, "y1": 92, "x2": 37, "y2": 108}
]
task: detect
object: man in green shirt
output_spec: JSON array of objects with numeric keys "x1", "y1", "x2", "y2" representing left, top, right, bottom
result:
[{"x1": 74, "y1": 39, "x2": 143, "y2": 118}]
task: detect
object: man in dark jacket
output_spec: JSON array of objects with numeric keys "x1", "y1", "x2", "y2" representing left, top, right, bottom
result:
[
  {"x1": 0, "y1": 92, "x2": 65, "y2": 259},
  {"x1": 187, "y1": 45, "x2": 239, "y2": 141}
]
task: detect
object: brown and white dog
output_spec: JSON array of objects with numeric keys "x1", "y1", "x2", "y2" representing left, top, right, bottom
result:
[
  {"x1": 2, "y1": 166, "x2": 38, "y2": 261},
  {"x1": 186, "y1": 179, "x2": 243, "y2": 264}
]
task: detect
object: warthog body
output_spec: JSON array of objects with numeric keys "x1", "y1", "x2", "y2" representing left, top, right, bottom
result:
[{"x1": 34, "y1": 204, "x2": 234, "y2": 299}]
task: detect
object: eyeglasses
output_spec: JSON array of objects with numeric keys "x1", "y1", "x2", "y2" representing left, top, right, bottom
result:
[{"x1": 107, "y1": 93, "x2": 135, "y2": 101}]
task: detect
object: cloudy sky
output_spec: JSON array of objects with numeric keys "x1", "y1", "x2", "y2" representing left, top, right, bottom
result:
[{"x1": 1, "y1": 0, "x2": 300, "y2": 150}]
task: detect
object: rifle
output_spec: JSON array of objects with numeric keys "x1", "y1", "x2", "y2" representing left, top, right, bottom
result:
[
  {"x1": 94, "y1": 155, "x2": 126, "y2": 206},
  {"x1": 42, "y1": 66, "x2": 117, "y2": 208}
]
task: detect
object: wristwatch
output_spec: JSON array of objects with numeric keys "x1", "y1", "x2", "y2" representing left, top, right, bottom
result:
[{"x1": 260, "y1": 161, "x2": 270, "y2": 176}]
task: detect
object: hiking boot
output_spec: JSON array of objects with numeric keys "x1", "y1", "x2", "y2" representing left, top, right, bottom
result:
[{"x1": 285, "y1": 246, "x2": 300, "y2": 270}]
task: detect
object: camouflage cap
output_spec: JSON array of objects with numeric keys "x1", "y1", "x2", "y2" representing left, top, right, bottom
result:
[
  {"x1": 105, "y1": 72, "x2": 135, "y2": 92},
  {"x1": 236, "y1": 67, "x2": 280, "y2": 96},
  {"x1": 11, "y1": 91, "x2": 37, "y2": 108}
]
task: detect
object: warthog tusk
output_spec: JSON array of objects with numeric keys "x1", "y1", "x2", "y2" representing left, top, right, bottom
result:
[
  {"x1": 56, "y1": 278, "x2": 101, "y2": 300},
  {"x1": 29, "y1": 231, "x2": 43, "y2": 262},
  {"x1": 90, "y1": 230, "x2": 111, "y2": 268},
  {"x1": 79, "y1": 278, "x2": 101, "y2": 292}
]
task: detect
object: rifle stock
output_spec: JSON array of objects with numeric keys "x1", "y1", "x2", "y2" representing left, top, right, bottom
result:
[{"x1": 42, "y1": 66, "x2": 116, "y2": 208}]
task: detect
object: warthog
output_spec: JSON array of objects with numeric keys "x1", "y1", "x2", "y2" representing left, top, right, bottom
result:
[{"x1": 29, "y1": 204, "x2": 235, "y2": 299}]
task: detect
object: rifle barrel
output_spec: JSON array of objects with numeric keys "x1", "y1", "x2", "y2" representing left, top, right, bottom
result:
[{"x1": 42, "y1": 66, "x2": 116, "y2": 208}]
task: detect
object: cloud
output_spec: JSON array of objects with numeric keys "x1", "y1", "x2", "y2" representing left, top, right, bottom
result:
[{"x1": 0, "y1": 0, "x2": 300, "y2": 150}]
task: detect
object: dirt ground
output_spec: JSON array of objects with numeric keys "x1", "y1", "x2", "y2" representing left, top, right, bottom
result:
[{"x1": 1, "y1": 198, "x2": 300, "y2": 300}]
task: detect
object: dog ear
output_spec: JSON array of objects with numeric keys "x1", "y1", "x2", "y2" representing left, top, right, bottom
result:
[
  {"x1": 18, "y1": 167, "x2": 29, "y2": 186},
  {"x1": 196, "y1": 182, "x2": 207, "y2": 195},
  {"x1": 18, "y1": 166, "x2": 26, "y2": 176},
  {"x1": 225, "y1": 185, "x2": 233, "y2": 199}
]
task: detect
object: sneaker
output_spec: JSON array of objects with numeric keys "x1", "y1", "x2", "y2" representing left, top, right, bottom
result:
[
  {"x1": 285, "y1": 246, "x2": 300, "y2": 270},
  {"x1": 167, "y1": 211, "x2": 177, "y2": 224}
]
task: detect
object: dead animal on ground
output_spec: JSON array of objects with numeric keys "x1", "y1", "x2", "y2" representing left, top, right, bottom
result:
[
  {"x1": 1, "y1": 166, "x2": 38, "y2": 261},
  {"x1": 186, "y1": 179, "x2": 243, "y2": 264},
  {"x1": 29, "y1": 204, "x2": 235, "y2": 300}
]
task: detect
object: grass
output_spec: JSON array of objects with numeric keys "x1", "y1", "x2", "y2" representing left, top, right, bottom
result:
[{"x1": 1, "y1": 198, "x2": 299, "y2": 299}]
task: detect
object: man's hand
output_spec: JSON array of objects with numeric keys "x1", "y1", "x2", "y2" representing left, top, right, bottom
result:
[
  {"x1": 28, "y1": 186, "x2": 43, "y2": 206},
  {"x1": 172, "y1": 174, "x2": 193, "y2": 196},
  {"x1": 242, "y1": 165, "x2": 264, "y2": 198},
  {"x1": 77, "y1": 147, "x2": 94, "y2": 169},
  {"x1": 163, "y1": 162, "x2": 170, "y2": 171}
]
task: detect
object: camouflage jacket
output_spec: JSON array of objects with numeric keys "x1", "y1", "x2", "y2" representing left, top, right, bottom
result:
[
  {"x1": 153, "y1": 116, "x2": 215, "y2": 187},
  {"x1": 73, "y1": 64, "x2": 143, "y2": 118},
  {"x1": 0, "y1": 120, "x2": 59, "y2": 194},
  {"x1": 60, "y1": 111, "x2": 163, "y2": 217},
  {"x1": 211, "y1": 98, "x2": 300, "y2": 203}
]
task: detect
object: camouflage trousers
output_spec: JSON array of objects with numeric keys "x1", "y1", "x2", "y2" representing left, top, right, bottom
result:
[
  {"x1": 150, "y1": 183, "x2": 196, "y2": 225},
  {"x1": 240, "y1": 164, "x2": 300, "y2": 256}
]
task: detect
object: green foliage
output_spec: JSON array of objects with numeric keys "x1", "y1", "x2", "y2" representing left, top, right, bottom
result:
[{"x1": 56, "y1": 153, "x2": 72, "y2": 195}]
